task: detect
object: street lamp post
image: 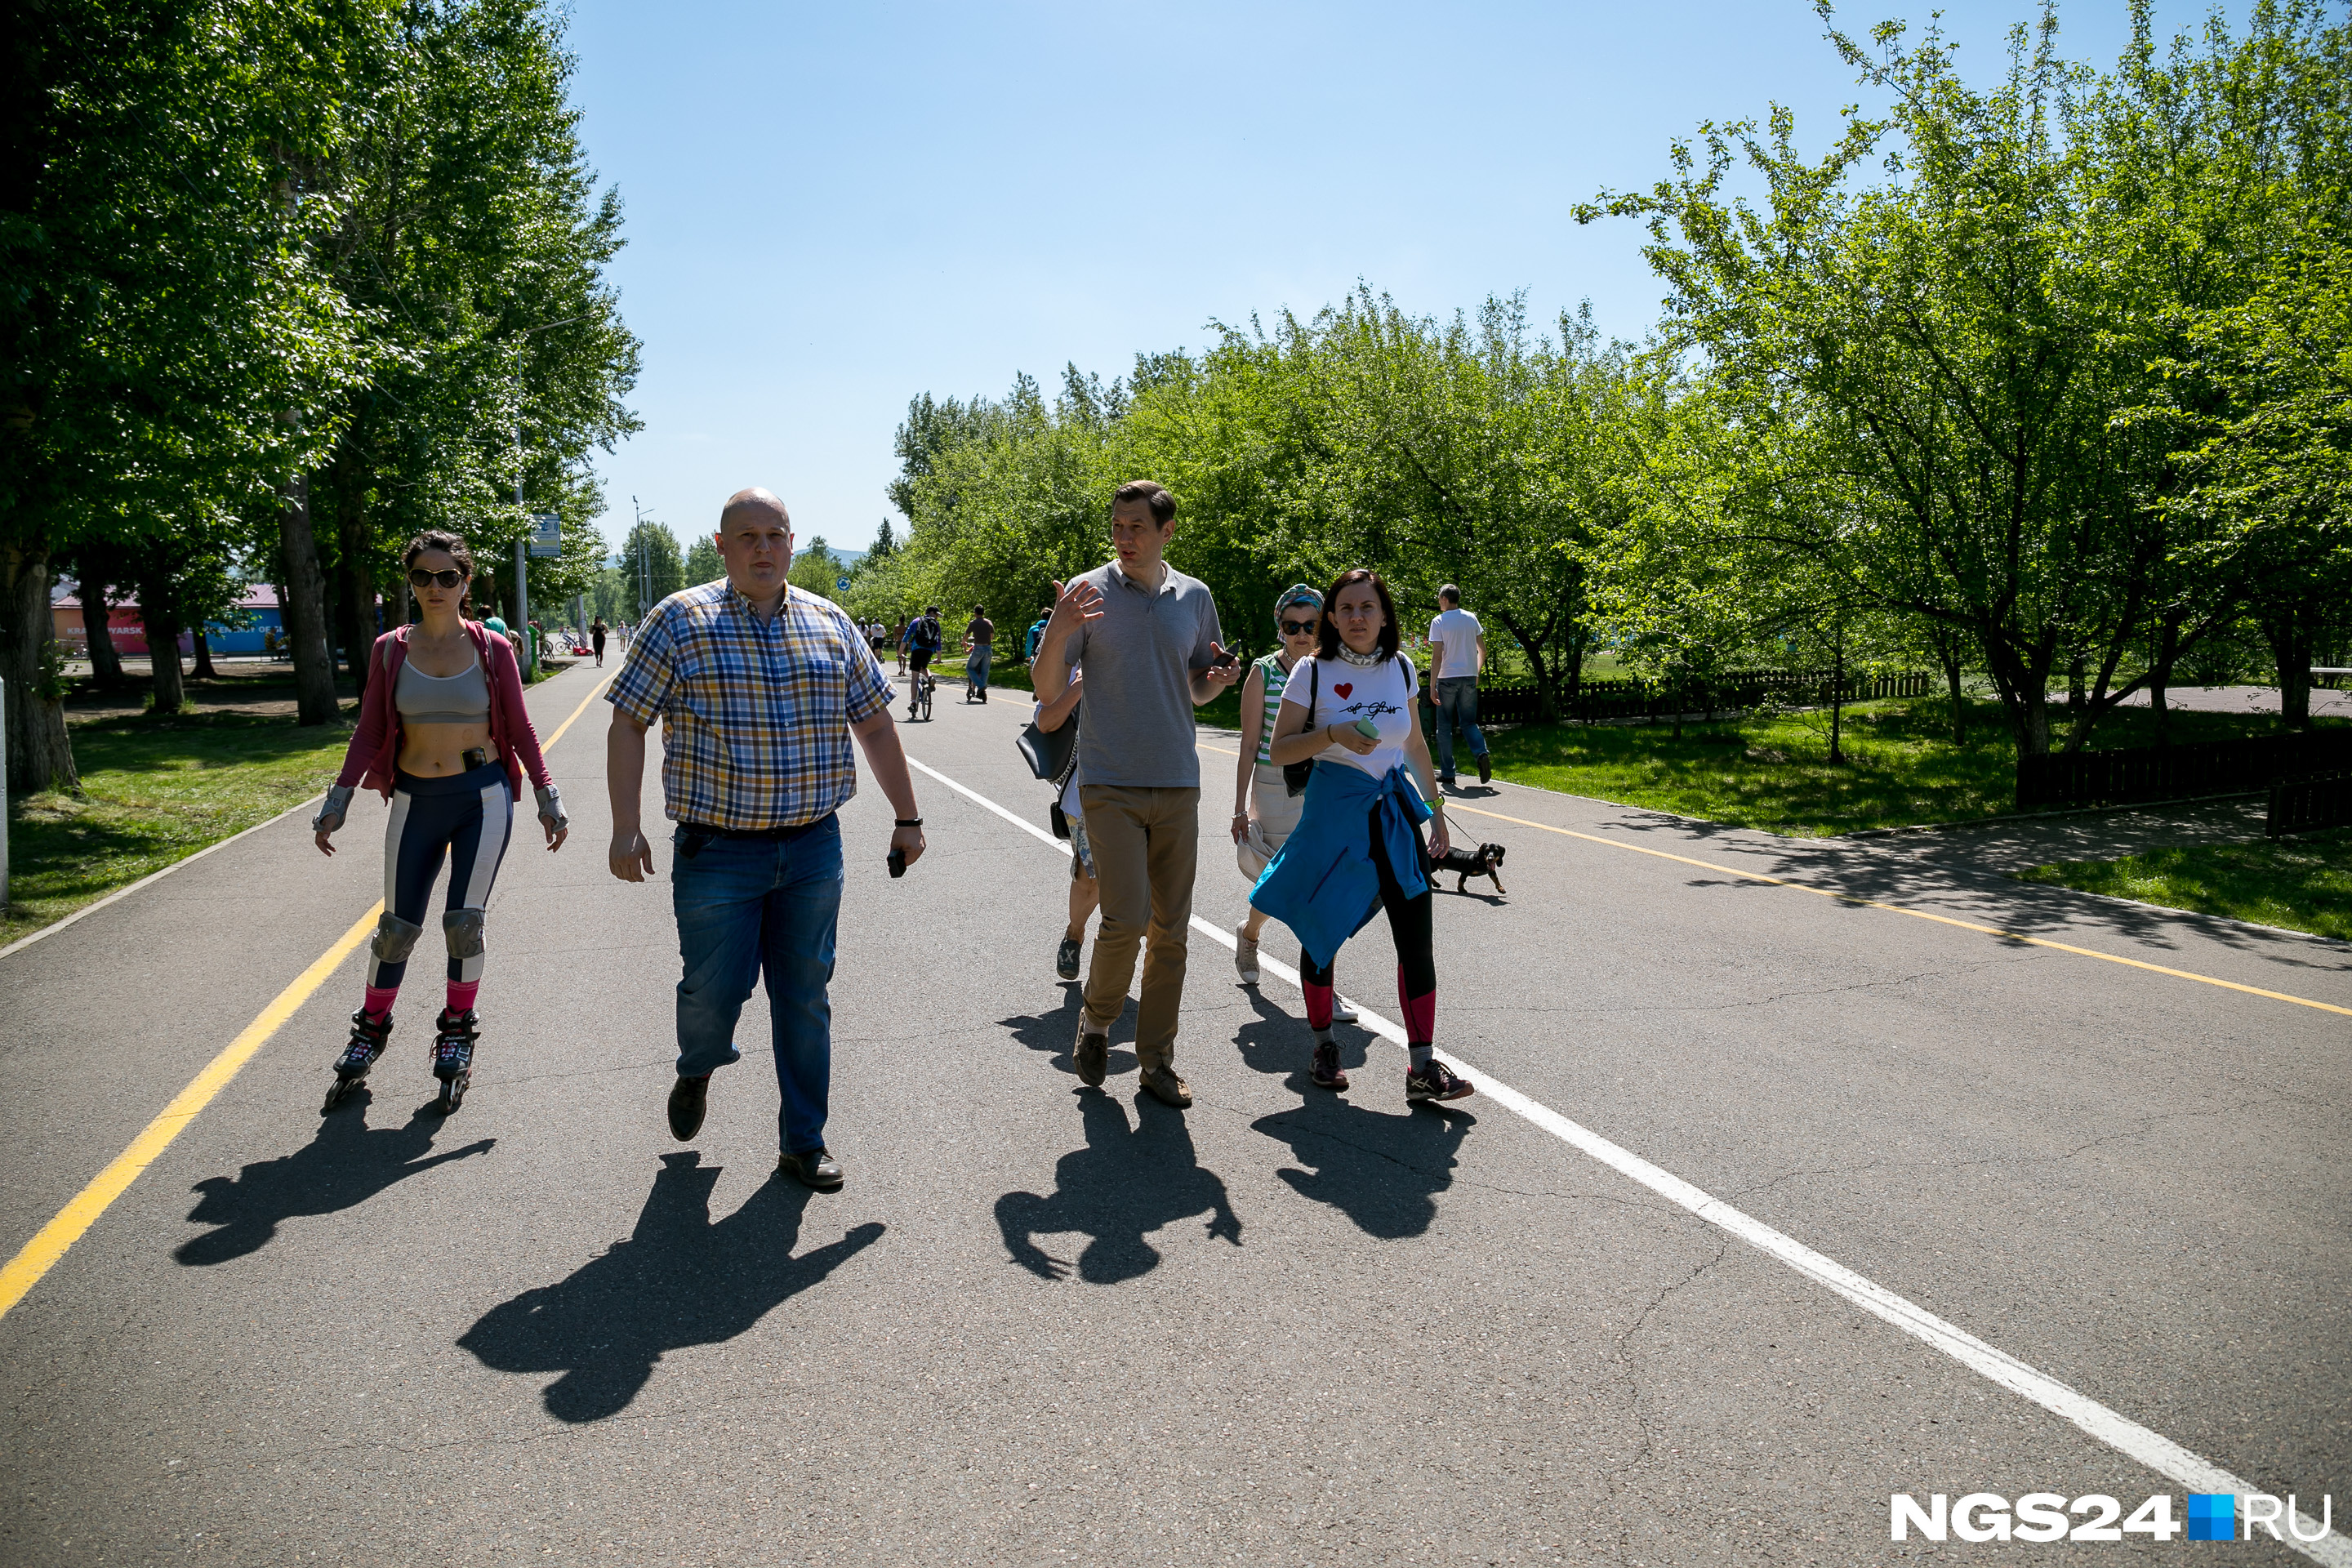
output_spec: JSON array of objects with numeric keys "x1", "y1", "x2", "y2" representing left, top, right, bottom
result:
[{"x1": 510, "y1": 314, "x2": 586, "y2": 680}]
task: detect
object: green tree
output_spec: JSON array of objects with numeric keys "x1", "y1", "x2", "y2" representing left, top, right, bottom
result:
[{"x1": 2, "y1": 0, "x2": 375, "y2": 787}]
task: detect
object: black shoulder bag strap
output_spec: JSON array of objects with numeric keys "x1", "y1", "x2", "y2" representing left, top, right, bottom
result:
[{"x1": 1281, "y1": 660, "x2": 1317, "y2": 796}]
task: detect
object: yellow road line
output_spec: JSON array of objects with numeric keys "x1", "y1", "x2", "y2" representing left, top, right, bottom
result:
[
  {"x1": 0, "y1": 666, "x2": 625, "y2": 1324},
  {"x1": 1199, "y1": 741, "x2": 2351, "y2": 1019},
  {"x1": 0, "y1": 905, "x2": 382, "y2": 1320}
]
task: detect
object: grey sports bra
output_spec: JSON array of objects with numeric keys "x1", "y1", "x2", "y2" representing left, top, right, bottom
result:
[{"x1": 395, "y1": 652, "x2": 491, "y2": 726}]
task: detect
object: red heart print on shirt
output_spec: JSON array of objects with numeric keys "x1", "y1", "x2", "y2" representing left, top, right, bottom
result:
[{"x1": 1332, "y1": 683, "x2": 1353, "y2": 699}]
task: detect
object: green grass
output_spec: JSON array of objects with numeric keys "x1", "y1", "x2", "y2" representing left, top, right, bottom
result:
[
  {"x1": 2, "y1": 710, "x2": 354, "y2": 948},
  {"x1": 2014, "y1": 829, "x2": 2352, "y2": 941},
  {"x1": 1479, "y1": 699, "x2": 2346, "y2": 837}
]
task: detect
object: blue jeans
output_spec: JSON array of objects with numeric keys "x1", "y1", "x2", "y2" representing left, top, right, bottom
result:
[
  {"x1": 967, "y1": 645, "x2": 991, "y2": 693},
  {"x1": 1431, "y1": 677, "x2": 1487, "y2": 777},
  {"x1": 670, "y1": 817, "x2": 844, "y2": 1154}
]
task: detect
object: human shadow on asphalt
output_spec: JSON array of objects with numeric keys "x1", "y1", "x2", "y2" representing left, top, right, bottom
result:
[
  {"x1": 457, "y1": 1152, "x2": 884, "y2": 1423},
  {"x1": 999, "y1": 987, "x2": 1139, "y2": 1080},
  {"x1": 175, "y1": 1096, "x2": 494, "y2": 1267},
  {"x1": 995, "y1": 1090, "x2": 1242, "y2": 1282},
  {"x1": 1229, "y1": 990, "x2": 1474, "y2": 1239}
]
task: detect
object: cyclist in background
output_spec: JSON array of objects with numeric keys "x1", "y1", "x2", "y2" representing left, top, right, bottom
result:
[{"x1": 906, "y1": 604, "x2": 943, "y2": 716}]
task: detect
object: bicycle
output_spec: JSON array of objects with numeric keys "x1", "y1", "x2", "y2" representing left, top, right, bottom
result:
[{"x1": 909, "y1": 669, "x2": 934, "y2": 722}]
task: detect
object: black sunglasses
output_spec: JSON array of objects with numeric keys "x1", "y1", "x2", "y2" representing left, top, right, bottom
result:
[
  {"x1": 1278, "y1": 618, "x2": 1319, "y2": 636},
  {"x1": 408, "y1": 567, "x2": 469, "y2": 589}
]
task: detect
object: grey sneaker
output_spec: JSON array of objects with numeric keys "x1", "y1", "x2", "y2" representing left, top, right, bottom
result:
[
  {"x1": 1138, "y1": 1064, "x2": 1192, "y2": 1108},
  {"x1": 1056, "y1": 936, "x2": 1082, "y2": 981},
  {"x1": 1233, "y1": 925, "x2": 1260, "y2": 985},
  {"x1": 1405, "y1": 1059, "x2": 1474, "y2": 1103},
  {"x1": 1074, "y1": 1025, "x2": 1108, "y2": 1087}
]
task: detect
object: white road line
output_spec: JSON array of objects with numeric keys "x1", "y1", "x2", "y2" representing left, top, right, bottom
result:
[{"x1": 906, "y1": 752, "x2": 2348, "y2": 1563}]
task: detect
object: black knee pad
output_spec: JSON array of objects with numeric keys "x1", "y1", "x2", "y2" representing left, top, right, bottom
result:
[
  {"x1": 443, "y1": 907, "x2": 486, "y2": 960},
  {"x1": 371, "y1": 912, "x2": 425, "y2": 964}
]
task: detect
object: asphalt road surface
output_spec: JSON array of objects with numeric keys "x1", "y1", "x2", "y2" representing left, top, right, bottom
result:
[{"x1": 1, "y1": 661, "x2": 2345, "y2": 1567}]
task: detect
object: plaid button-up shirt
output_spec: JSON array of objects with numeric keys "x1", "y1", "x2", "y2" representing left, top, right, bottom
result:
[{"x1": 608, "y1": 581, "x2": 895, "y2": 831}]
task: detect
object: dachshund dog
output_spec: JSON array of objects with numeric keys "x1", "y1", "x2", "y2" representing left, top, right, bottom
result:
[{"x1": 1428, "y1": 840, "x2": 1507, "y2": 896}]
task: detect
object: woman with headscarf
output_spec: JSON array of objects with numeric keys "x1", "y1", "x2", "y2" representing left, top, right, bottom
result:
[{"x1": 1228, "y1": 586, "x2": 1358, "y2": 1021}]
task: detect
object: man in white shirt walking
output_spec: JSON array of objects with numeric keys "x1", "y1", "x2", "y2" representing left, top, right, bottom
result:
[{"x1": 1425, "y1": 584, "x2": 1490, "y2": 786}]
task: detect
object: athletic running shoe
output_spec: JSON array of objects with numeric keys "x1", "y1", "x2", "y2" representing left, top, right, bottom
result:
[
  {"x1": 1056, "y1": 936, "x2": 1082, "y2": 981},
  {"x1": 1233, "y1": 925, "x2": 1260, "y2": 985},
  {"x1": 1331, "y1": 996, "x2": 1358, "y2": 1023},
  {"x1": 1310, "y1": 1042, "x2": 1348, "y2": 1091},
  {"x1": 1405, "y1": 1059, "x2": 1474, "y2": 1103}
]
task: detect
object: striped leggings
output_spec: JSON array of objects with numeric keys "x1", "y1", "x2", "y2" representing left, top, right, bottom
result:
[{"x1": 362, "y1": 762, "x2": 513, "y2": 1017}]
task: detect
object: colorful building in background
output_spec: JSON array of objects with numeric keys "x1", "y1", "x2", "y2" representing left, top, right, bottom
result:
[{"x1": 48, "y1": 583, "x2": 374, "y2": 658}]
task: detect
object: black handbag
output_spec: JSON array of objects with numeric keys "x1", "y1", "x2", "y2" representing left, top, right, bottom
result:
[
  {"x1": 1281, "y1": 660, "x2": 1316, "y2": 796},
  {"x1": 1015, "y1": 705, "x2": 1079, "y2": 782}
]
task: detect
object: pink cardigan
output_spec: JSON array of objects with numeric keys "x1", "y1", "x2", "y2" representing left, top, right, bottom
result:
[{"x1": 334, "y1": 622, "x2": 553, "y2": 800}]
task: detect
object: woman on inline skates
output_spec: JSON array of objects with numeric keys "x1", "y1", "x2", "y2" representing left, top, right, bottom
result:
[{"x1": 313, "y1": 531, "x2": 568, "y2": 1114}]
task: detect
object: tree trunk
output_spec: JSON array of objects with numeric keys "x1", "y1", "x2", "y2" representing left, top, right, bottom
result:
[
  {"x1": 192, "y1": 628, "x2": 216, "y2": 680},
  {"x1": 2067, "y1": 654, "x2": 2086, "y2": 710},
  {"x1": 1827, "y1": 630, "x2": 1846, "y2": 765},
  {"x1": 1927, "y1": 621, "x2": 1966, "y2": 746},
  {"x1": 2261, "y1": 602, "x2": 2312, "y2": 730},
  {"x1": 2149, "y1": 614, "x2": 2180, "y2": 749},
  {"x1": 140, "y1": 582, "x2": 186, "y2": 715},
  {"x1": 277, "y1": 473, "x2": 341, "y2": 724},
  {"x1": 332, "y1": 482, "x2": 375, "y2": 695},
  {"x1": 338, "y1": 482, "x2": 378, "y2": 696},
  {"x1": 81, "y1": 566, "x2": 124, "y2": 691},
  {"x1": 1, "y1": 540, "x2": 78, "y2": 795}
]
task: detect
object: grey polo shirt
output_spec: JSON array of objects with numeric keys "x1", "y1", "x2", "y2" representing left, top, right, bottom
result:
[{"x1": 1064, "y1": 559, "x2": 1224, "y2": 790}]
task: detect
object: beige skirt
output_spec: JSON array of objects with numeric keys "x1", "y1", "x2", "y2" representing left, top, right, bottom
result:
[{"x1": 1238, "y1": 762, "x2": 1303, "y2": 881}]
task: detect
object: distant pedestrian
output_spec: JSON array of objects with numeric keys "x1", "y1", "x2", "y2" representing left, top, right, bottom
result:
[
  {"x1": 604, "y1": 488, "x2": 929, "y2": 1192},
  {"x1": 892, "y1": 615, "x2": 909, "y2": 675},
  {"x1": 590, "y1": 616, "x2": 608, "y2": 666},
  {"x1": 1254, "y1": 568, "x2": 1472, "y2": 1102},
  {"x1": 1227, "y1": 584, "x2": 1355, "y2": 1024},
  {"x1": 313, "y1": 530, "x2": 568, "y2": 1116},
  {"x1": 964, "y1": 604, "x2": 995, "y2": 702},
  {"x1": 1033, "y1": 664, "x2": 1098, "y2": 981},
  {"x1": 1035, "y1": 479, "x2": 1241, "y2": 1108},
  {"x1": 1024, "y1": 606, "x2": 1050, "y2": 663},
  {"x1": 1426, "y1": 583, "x2": 1490, "y2": 786}
]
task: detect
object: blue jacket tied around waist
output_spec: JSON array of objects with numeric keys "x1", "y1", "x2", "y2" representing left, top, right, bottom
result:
[{"x1": 1248, "y1": 761, "x2": 1431, "y2": 972}]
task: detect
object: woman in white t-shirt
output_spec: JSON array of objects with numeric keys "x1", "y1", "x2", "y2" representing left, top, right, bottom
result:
[
  {"x1": 1034, "y1": 664, "x2": 1099, "y2": 983},
  {"x1": 1254, "y1": 568, "x2": 1472, "y2": 1103}
]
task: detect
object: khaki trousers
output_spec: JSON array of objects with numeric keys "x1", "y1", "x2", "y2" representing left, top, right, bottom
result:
[{"x1": 1077, "y1": 784, "x2": 1200, "y2": 1071}]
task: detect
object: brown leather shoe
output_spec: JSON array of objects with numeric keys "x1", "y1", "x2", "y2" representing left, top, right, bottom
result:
[
  {"x1": 1074, "y1": 1026, "x2": 1108, "y2": 1087},
  {"x1": 1138, "y1": 1064, "x2": 1192, "y2": 1108},
  {"x1": 667, "y1": 1072, "x2": 710, "y2": 1141}
]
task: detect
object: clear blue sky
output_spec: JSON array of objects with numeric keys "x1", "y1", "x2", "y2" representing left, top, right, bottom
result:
[{"x1": 564, "y1": 0, "x2": 2236, "y2": 559}]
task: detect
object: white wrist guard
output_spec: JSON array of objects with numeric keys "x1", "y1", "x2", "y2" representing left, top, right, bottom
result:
[
  {"x1": 314, "y1": 784, "x2": 355, "y2": 835},
  {"x1": 535, "y1": 784, "x2": 568, "y2": 831}
]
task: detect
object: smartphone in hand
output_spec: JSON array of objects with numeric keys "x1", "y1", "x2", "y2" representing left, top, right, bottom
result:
[{"x1": 888, "y1": 848, "x2": 906, "y2": 878}]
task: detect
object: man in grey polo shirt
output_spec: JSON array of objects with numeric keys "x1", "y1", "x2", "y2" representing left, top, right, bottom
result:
[{"x1": 1036, "y1": 479, "x2": 1239, "y2": 1107}]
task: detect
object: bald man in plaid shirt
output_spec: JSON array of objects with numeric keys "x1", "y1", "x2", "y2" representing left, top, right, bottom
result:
[{"x1": 605, "y1": 488, "x2": 927, "y2": 1192}]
